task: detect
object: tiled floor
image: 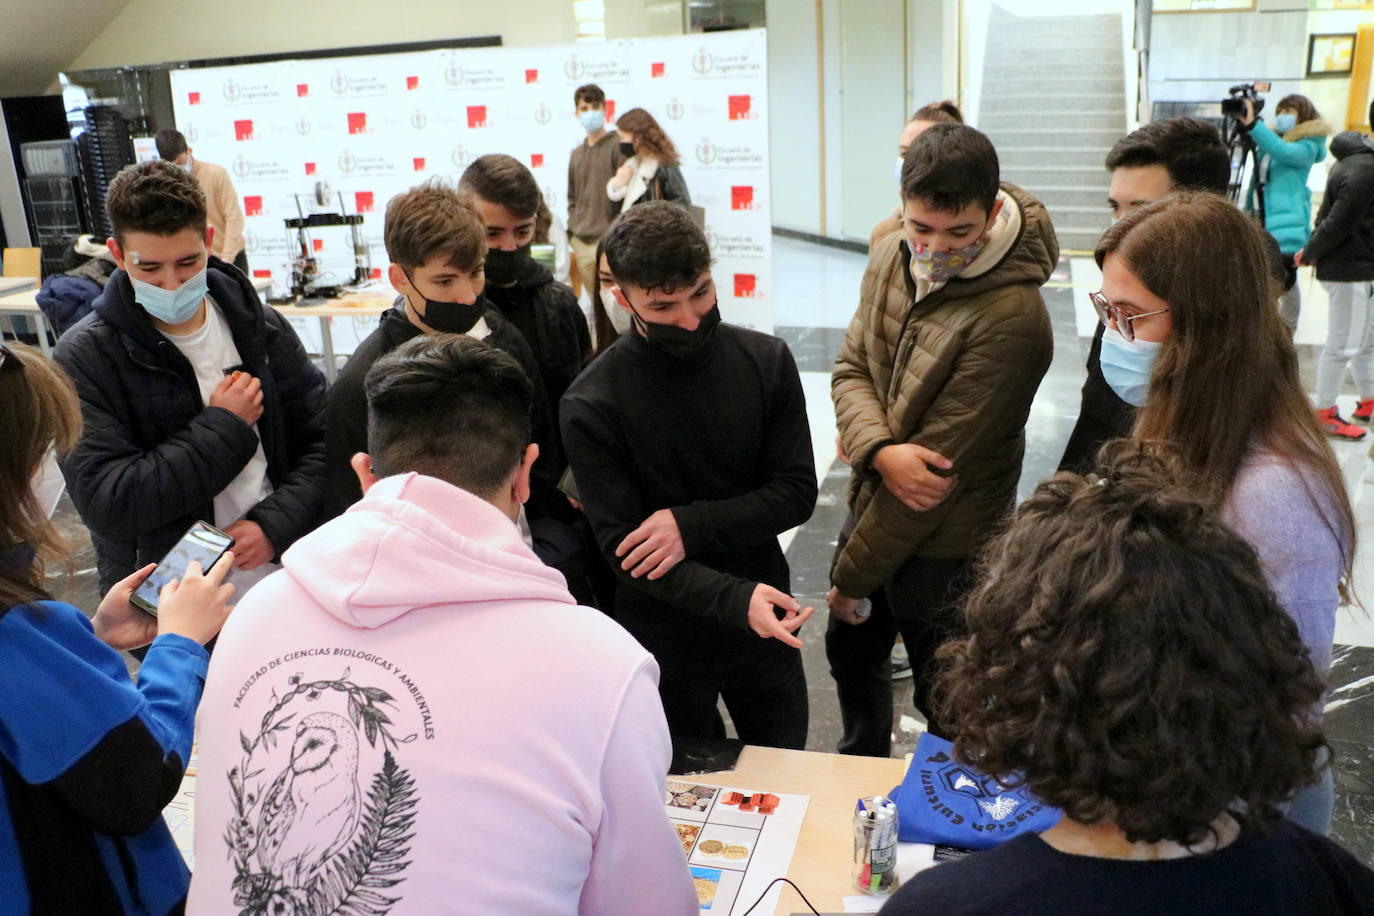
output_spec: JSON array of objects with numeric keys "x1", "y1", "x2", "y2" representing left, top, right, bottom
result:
[{"x1": 35, "y1": 232, "x2": 1374, "y2": 865}]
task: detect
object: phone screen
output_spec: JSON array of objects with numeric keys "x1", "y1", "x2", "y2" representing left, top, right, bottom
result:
[{"x1": 132, "y1": 522, "x2": 234, "y2": 615}]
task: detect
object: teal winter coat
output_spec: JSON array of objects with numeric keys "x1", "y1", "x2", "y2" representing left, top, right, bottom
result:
[{"x1": 1247, "y1": 118, "x2": 1332, "y2": 254}]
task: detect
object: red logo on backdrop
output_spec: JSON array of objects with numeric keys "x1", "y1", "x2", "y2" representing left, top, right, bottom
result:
[
  {"x1": 304, "y1": 162, "x2": 316, "y2": 175},
  {"x1": 466, "y1": 106, "x2": 487, "y2": 128},
  {"x1": 244, "y1": 196, "x2": 263, "y2": 217},
  {"x1": 297, "y1": 84, "x2": 309, "y2": 98},
  {"x1": 606, "y1": 100, "x2": 616, "y2": 121},
  {"x1": 734, "y1": 273, "x2": 757, "y2": 298},
  {"x1": 312, "y1": 239, "x2": 323, "y2": 252},
  {"x1": 530, "y1": 154, "x2": 544, "y2": 168},
  {"x1": 731, "y1": 186, "x2": 755, "y2": 210},
  {"x1": 253, "y1": 269, "x2": 272, "y2": 279},
  {"x1": 355, "y1": 191, "x2": 374, "y2": 213},
  {"x1": 406, "y1": 76, "x2": 419, "y2": 90},
  {"x1": 188, "y1": 92, "x2": 201, "y2": 105},
  {"x1": 370, "y1": 268, "x2": 382, "y2": 279},
  {"x1": 234, "y1": 119, "x2": 254, "y2": 141},
  {"x1": 347, "y1": 112, "x2": 367, "y2": 135},
  {"x1": 728, "y1": 95, "x2": 752, "y2": 120},
  {"x1": 413, "y1": 157, "x2": 426, "y2": 171},
  {"x1": 525, "y1": 69, "x2": 539, "y2": 84},
  {"x1": 651, "y1": 62, "x2": 666, "y2": 78}
]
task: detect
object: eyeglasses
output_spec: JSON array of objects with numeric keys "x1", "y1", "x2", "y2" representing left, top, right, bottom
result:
[{"x1": 1089, "y1": 291, "x2": 1169, "y2": 343}]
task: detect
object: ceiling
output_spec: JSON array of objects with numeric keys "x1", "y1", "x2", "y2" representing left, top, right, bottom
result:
[{"x1": 0, "y1": 0, "x2": 129, "y2": 96}]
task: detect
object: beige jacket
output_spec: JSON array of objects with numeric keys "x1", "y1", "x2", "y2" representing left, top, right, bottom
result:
[
  {"x1": 831, "y1": 183, "x2": 1057, "y2": 598},
  {"x1": 191, "y1": 157, "x2": 245, "y2": 261}
]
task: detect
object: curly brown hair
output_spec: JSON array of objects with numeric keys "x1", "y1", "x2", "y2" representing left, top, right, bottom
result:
[
  {"x1": 935, "y1": 443, "x2": 1327, "y2": 847},
  {"x1": 105, "y1": 159, "x2": 206, "y2": 245},
  {"x1": 383, "y1": 178, "x2": 485, "y2": 271},
  {"x1": 615, "y1": 107, "x2": 680, "y2": 166}
]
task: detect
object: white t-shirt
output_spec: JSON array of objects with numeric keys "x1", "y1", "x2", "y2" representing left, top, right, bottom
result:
[{"x1": 162, "y1": 297, "x2": 278, "y2": 592}]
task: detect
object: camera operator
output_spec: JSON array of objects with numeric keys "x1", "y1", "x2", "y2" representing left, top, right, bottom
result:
[{"x1": 1238, "y1": 94, "x2": 1333, "y2": 333}]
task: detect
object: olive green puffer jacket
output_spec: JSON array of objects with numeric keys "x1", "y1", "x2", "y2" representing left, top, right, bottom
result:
[{"x1": 831, "y1": 183, "x2": 1057, "y2": 598}]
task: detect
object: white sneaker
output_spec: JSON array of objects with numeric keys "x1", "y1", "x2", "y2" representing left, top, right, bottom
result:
[{"x1": 1364, "y1": 457, "x2": 1374, "y2": 484}]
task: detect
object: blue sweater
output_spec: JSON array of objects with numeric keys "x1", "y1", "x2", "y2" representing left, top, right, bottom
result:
[{"x1": 0, "y1": 601, "x2": 207, "y2": 913}]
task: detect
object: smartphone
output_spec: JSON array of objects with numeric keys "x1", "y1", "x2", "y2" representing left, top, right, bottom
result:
[{"x1": 130, "y1": 521, "x2": 235, "y2": 616}]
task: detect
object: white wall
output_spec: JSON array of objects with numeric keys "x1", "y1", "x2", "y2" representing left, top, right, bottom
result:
[
  {"x1": 1148, "y1": 7, "x2": 1370, "y2": 131},
  {"x1": 767, "y1": 0, "x2": 824, "y2": 234},
  {"x1": 68, "y1": 0, "x2": 577, "y2": 70}
]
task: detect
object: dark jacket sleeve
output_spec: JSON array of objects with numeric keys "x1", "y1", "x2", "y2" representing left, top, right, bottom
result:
[
  {"x1": 321, "y1": 359, "x2": 369, "y2": 521},
  {"x1": 1304, "y1": 166, "x2": 1370, "y2": 264},
  {"x1": 561, "y1": 391, "x2": 757, "y2": 626},
  {"x1": 672, "y1": 343, "x2": 817, "y2": 556},
  {"x1": 658, "y1": 164, "x2": 692, "y2": 206},
  {"x1": 1058, "y1": 323, "x2": 1135, "y2": 474},
  {"x1": 567, "y1": 150, "x2": 578, "y2": 224},
  {"x1": 55, "y1": 333, "x2": 260, "y2": 537},
  {"x1": 243, "y1": 311, "x2": 328, "y2": 555}
]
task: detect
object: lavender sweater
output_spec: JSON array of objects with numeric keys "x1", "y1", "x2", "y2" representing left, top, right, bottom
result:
[{"x1": 1222, "y1": 453, "x2": 1346, "y2": 691}]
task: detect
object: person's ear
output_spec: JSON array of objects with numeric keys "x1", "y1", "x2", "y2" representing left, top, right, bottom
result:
[
  {"x1": 351, "y1": 452, "x2": 379, "y2": 494},
  {"x1": 512, "y1": 443, "x2": 538, "y2": 507},
  {"x1": 985, "y1": 196, "x2": 1005, "y2": 230},
  {"x1": 107, "y1": 237, "x2": 127, "y2": 271},
  {"x1": 388, "y1": 263, "x2": 412, "y2": 297},
  {"x1": 204, "y1": 225, "x2": 215, "y2": 253}
]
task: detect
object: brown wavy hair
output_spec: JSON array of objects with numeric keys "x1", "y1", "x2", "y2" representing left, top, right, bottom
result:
[
  {"x1": 1276, "y1": 94, "x2": 1321, "y2": 125},
  {"x1": 936, "y1": 443, "x2": 1327, "y2": 846},
  {"x1": 1095, "y1": 192, "x2": 1355, "y2": 599},
  {"x1": 615, "y1": 107, "x2": 680, "y2": 166},
  {"x1": 0, "y1": 343, "x2": 82, "y2": 612}
]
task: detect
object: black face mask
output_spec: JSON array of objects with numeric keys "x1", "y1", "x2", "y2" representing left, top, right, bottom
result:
[
  {"x1": 619, "y1": 141, "x2": 636, "y2": 158},
  {"x1": 630, "y1": 300, "x2": 722, "y2": 360},
  {"x1": 403, "y1": 270, "x2": 484, "y2": 335},
  {"x1": 484, "y1": 243, "x2": 532, "y2": 287}
]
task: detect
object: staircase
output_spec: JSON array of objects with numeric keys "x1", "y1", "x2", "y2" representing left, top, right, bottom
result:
[{"x1": 979, "y1": 8, "x2": 1127, "y2": 253}]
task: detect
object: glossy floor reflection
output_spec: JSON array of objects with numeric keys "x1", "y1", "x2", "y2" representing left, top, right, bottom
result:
[{"x1": 769, "y1": 232, "x2": 1374, "y2": 866}]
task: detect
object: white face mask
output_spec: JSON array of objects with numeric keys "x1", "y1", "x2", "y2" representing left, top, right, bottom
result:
[
  {"x1": 894, "y1": 157, "x2": 904, "y2": 183},
  {"x1": 31, "y1": 448, "x2": 66, "y2": 519},
  {"x1": 600, "y1": 287, "x2": 632, "y2": 334}
]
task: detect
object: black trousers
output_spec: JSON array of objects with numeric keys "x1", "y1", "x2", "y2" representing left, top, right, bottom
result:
[
  {"x1": 621, "y1": 606, "x2": 808, "y2": 750},
  {"x1": 826, "y1": 555, "x2": 971, "y2": 757}
]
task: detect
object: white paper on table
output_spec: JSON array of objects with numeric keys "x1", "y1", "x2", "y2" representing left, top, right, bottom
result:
[{"x1": 843, "y1": 894, "x2": 887, "y2": 912}]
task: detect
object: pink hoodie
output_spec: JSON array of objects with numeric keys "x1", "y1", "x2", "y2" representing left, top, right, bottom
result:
[{"x1": 188, "y1": 473, "x2": 697, "y2": 915}]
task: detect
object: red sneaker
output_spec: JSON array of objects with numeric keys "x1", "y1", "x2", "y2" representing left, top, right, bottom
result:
[
  {"x1": 1317, "y1": 406, "x2": 1367, "y2": 440},
  {"x1": 1355, "y1": 398, "x2": 1374, "y2": 422}
]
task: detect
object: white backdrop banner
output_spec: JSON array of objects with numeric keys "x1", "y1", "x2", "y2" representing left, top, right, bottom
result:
[{"x1": 170, "y1": 30, "x2": 772, "y2": 342}]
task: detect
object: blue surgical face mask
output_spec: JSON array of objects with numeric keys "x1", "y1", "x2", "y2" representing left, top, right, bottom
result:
[
  {"x1": 1099, "y1": 326, "x2": 1161, "y2": 407},
  {"x1": 1274, "y1": 113, "x2": 1297, "y2": 134},
  {"x1": 578, "y1": 109, "x2": 605, "y2": 133},
  {"x1": 894, "y1": 157, "x2": 904, "y2": 182},
  {"x1": 130, "y1": 266, "x2": 208, "y2": 325},
  {"x1": 181, "y1": 154, "x2": 193, "y2": 173}
]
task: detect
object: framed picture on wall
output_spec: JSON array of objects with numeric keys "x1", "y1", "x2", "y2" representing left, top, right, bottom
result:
[{"x1": 1308, "y1": 34, "x2": 1357, "y2": 77}]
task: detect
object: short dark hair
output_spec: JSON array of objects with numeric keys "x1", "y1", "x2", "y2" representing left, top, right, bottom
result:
[
  {"x1": 105, "y1": 159, "x2": 207, "y2": 245},
  {"x1": 383, "y1": 179, "x2": 485, "y2": 271},
  {"x1": 910, "y1": 100, "x2": 963, "y2": 125},
  {"x1": 602, "y1": 201, "x2": 711, "y2": 294},
  {"x1": 574, "y1": 84, "x2": 605, "y2": 107},
  {"x1": 364, "y1": 335, "x2": 533, "y2": 499},
  {"x1": 900, "y1": 123, "x2": 999, "y2": 214},
  {"x1": 459, "y1": 154, "x2": 541, "y2": 219},
  {"x1": 153, "y1": 128, "x2": 188, "y2": 161},
  {"x1": 1104, "y1": 118, "x2": 1230, "y2": 194},
  {"x1": 936, "y1": 443, "x2": 1327, "y2": 847}
]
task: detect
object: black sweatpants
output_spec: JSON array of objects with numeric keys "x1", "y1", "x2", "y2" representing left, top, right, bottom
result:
[
  {"x1": 826, "y1": 555, "x2": 971, "y2": 757},
  {"x1": 620, "y1": 606, "x2": 808, "y2": 750}
]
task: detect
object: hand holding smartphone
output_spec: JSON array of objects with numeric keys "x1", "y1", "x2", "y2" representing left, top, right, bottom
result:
[{"x1": 131, "y1": 522, "x2": 235, "y2": 616}]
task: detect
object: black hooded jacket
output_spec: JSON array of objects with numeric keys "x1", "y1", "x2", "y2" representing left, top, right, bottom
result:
[
  {"x1": 1303, "y1": 131, "x2": 1374, "y2": 282},
  {"x1": 54, "y1": 257, "x2": 327, "y2": 594}
]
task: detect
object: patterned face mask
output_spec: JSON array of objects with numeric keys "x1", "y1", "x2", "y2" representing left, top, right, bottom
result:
[{"x1": 907, "y1": 237, "x2": 987, "y2": 285}]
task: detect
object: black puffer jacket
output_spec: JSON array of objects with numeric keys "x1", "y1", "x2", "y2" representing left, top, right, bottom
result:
[
  {"x1": 54, "y1": 257, "x2": 327, "y2": 594},
  {"x1": 1303, "y1": 131, "x2": 1374, "y2": 282}
]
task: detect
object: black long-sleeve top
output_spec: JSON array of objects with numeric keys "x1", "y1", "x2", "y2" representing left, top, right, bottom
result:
[{"x1": 560, "y1": 323, "x2": 817, "y2": 628}]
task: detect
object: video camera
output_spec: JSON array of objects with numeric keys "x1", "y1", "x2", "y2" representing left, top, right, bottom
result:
[{"x1": 1220, "y1": 82, "x2": 1270, "y2": 119}]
